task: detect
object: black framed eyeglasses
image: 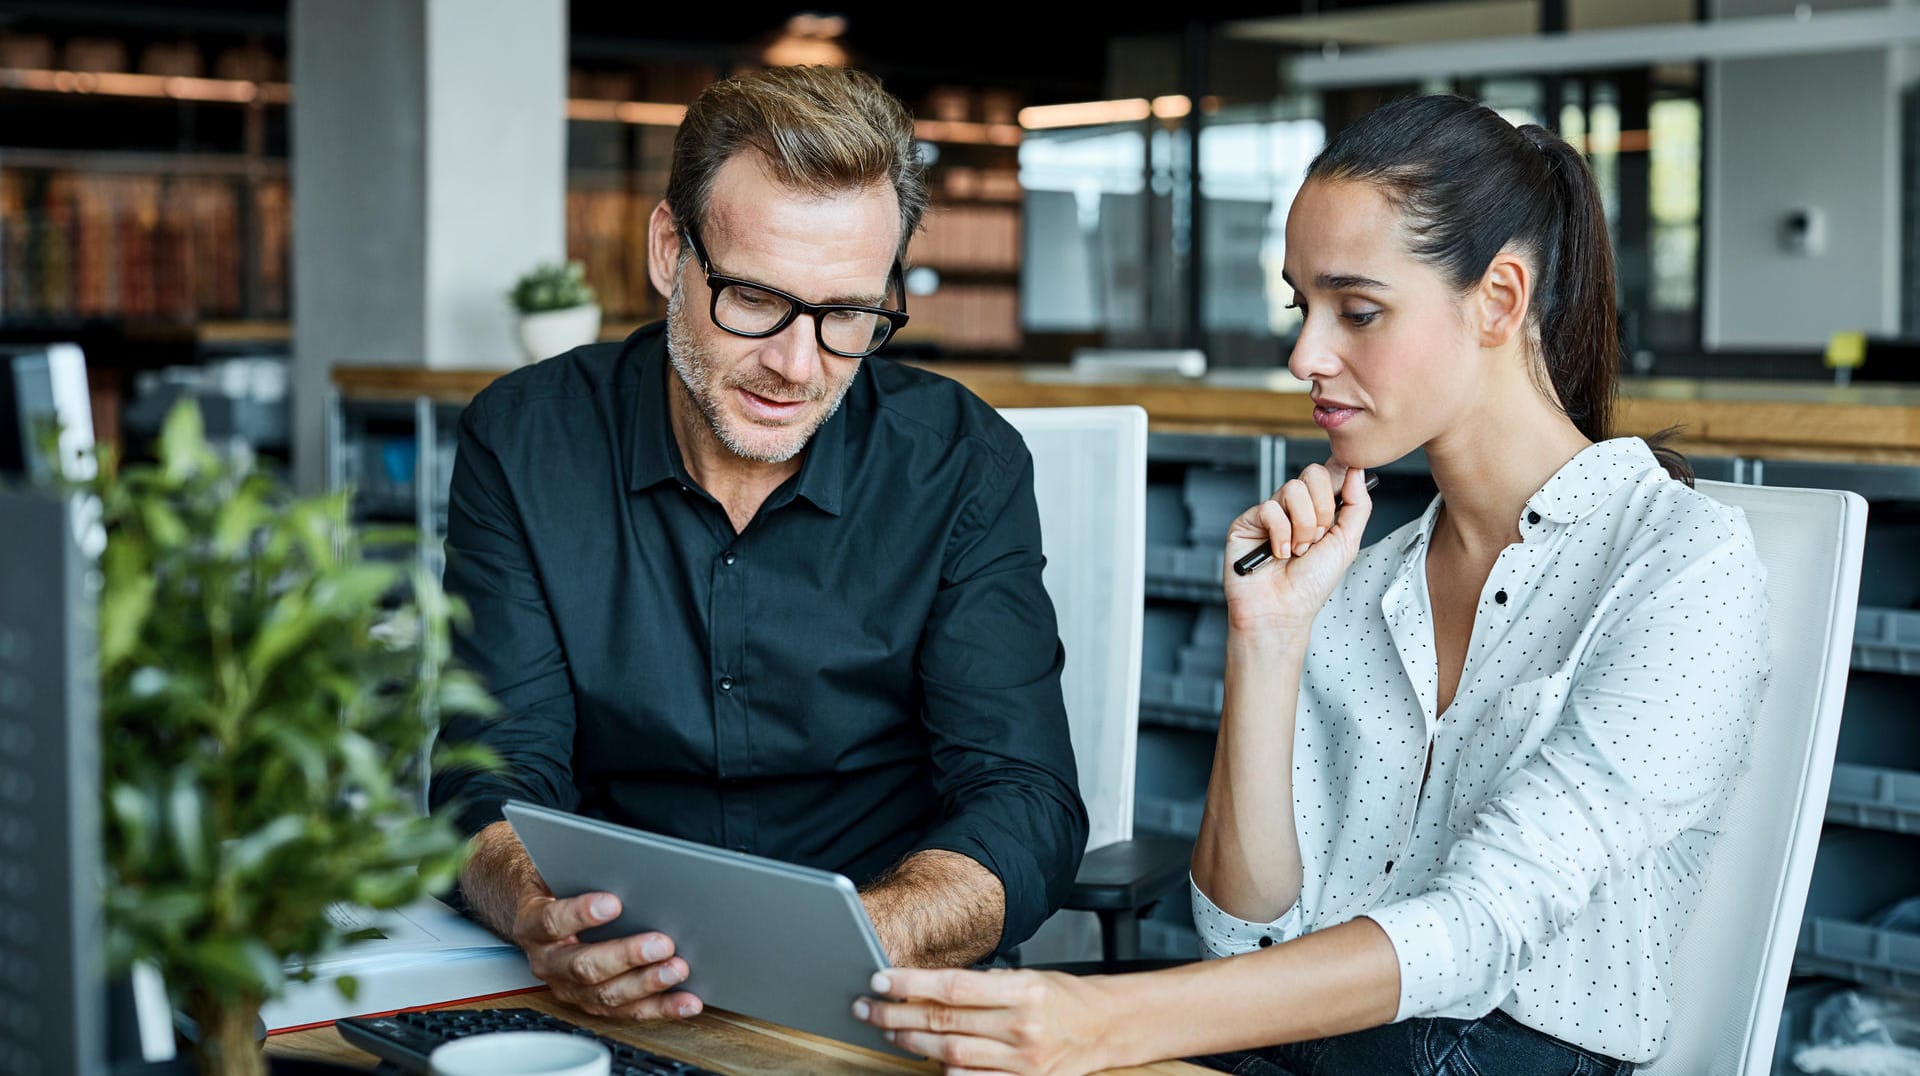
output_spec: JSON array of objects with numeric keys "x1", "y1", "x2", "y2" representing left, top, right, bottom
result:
[{"x1": 680, "y1": 224, "x2": 909, "y2": 359}]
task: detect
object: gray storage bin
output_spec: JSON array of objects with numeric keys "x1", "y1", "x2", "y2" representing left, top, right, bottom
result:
[
  {"x1": 1145, "y1": 545, "x2": 1225, "y2": 604},
  {"x1": 1827, "y1": 763, "x2": 1920, "y2": 834},
  {"x1": 1134, "y1": 793, "x2": 1206, "y2": 839},
  {"x1": 1795, "y1": 918, "x2": 1920, "y2": 994},
  {"x1": 1141, "y1": 605, "x2": 1196, "y2": 677},
  {"x1": 1836, "y1": 675, "x2": 1920, "y2": 771},
  {"x1": 1793, "y1": 829, "x2": 1920, "y2": 989},
  {"x1": 1145, "y1": 481, "x2": 1189, "y2": 548},
  {"x1": 1140, "y1": 672, "x2": 1224, "y2": 731},
  {"x1": 1177, "y1": 606, "x2": 1230, "y2": 679},
  {"x1": 1852, "y1": 607, "x2": 1920, "y2": 675},
  {"x1": 1183, "y1": 466, "x2": 1260, "y2": 547},
  {"x1": 1134, "y1": 726, "x2": 1214, "y2": 840}
]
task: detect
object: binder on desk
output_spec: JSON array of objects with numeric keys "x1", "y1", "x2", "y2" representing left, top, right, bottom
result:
[{"x1": 260, "y1": 897, "x2": 542, "y2": 1034}]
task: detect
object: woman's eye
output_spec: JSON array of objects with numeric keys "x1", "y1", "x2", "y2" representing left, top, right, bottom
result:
[{"x1": 1343, "y1": 310, "x2": 1381, "y2": 327}]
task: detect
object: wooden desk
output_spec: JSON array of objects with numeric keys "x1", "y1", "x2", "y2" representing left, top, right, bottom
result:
[
  {"x1": 330, "y1": 362, "x2": 1920, "y2": 467},
  {"x1": 265, "y1": 990, "x2": 1208, "y2": 1075}
]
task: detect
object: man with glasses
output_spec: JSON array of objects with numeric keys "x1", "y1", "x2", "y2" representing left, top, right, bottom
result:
[{"x1": 430, "y1": 65, "x2": 1088, "y2": 1024}]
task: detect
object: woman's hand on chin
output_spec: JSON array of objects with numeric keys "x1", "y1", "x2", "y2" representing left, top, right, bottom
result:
[{"x1": 1223, "y1": 463, "x2": 1373, "y2": 641}]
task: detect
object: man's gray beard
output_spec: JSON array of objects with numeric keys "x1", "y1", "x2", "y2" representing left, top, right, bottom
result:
[{"x1": 665, "y1": 283, "x2": 853, "y2": 465}]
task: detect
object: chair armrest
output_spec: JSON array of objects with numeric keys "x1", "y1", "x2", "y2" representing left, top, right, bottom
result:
[{"x1": 1064, "y1": 835, "x2": 1193, "y2": 913}]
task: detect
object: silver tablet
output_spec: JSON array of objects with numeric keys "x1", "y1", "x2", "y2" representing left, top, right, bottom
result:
[{"x1": 502, "y1": 800, "x2": 901, "y2": 1056}]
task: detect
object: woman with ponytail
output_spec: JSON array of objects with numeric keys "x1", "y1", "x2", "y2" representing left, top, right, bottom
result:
[{"x1": 853, "y1": 95, "x2": 1768, "y2": 1075}]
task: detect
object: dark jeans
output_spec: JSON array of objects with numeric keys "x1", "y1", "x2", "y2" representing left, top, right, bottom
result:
[{"x1": 1194, "y1": 1008, "x2": 1634, "y2": 1076}]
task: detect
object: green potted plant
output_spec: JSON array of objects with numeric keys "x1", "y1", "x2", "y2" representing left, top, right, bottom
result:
[
  {"x1": 508, "y1": 259, "x2": 602, "y2": 363},
  {"x1": 84, "y1": 402, "x2": 497, "y2": 1076}
]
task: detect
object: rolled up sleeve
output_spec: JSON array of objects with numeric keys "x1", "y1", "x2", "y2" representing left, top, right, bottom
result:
[{"x1": 909, "y1": 445, "x2": 1089, "y2": 952}]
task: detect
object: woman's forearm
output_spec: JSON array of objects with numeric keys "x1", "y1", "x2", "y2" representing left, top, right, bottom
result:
[
  {"x1": 1191, "y1": 631, "x2": 1309, "y2": 922},
  {"x1": 1092, "y1": 917, "x2": 1402, "y2": 1070}
]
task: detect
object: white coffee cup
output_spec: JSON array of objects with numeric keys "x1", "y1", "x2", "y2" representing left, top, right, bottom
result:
[{"x1": 428, "y1": 1030, "x2": 611, "y2": 1076}]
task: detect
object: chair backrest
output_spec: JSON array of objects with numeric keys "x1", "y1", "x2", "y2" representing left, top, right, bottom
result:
[
  {"x1": 1642, "y1": 480, "x2": 1866, "y2": 1076},
  {"x1": 996, "y1": 406, "x2": 1147, "y2": 852}
]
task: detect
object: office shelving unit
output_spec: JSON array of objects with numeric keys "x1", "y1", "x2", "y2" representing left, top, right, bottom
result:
[{"x1": 1772, "y1": 459, "x2": 1920, "y2": 998}]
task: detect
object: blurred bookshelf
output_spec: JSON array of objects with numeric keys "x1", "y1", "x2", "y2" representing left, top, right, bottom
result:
[{"x1": 0, "y1": 36, "x2": 1038, "y2": 379}]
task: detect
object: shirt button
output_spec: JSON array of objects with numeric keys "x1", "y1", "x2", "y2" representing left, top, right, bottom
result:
[
  {"x1": 1385, "y1": 859, "x2": 1394, "y2": 874},
  {"x1": 1257, "y1": 935, "x2": 1274, "y2": 948},
  {"x1": 1494, "y1": 590, "x2": 1509, "y2": 605},
  {"x1": 1527, "y1": 511, "x2": 1541, "y2": 525},
  {"x1": 722, "y1": 550, "x2": 736, "y2": 565},
  {"x1": 718, "y1": 676, "x2": 735, "y2": 692}
]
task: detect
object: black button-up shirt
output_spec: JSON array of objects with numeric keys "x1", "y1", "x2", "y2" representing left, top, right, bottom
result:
[{"x1": 429, "y1": 322, "x2": 1088, "y2": 950}]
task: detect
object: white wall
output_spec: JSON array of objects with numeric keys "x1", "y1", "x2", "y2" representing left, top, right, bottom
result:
[
  {"x1": 1704, "y1": 0, "x2": 1906, "y2": 348},
  {"x1": 424, "y1": 0, "x2": 567, "y2": 368}
]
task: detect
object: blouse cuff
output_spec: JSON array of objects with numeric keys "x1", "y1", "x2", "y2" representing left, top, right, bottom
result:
[
  {"x1": 1364, "y1": 897, "x2": 1468, "y2": 1022},
  {"x1": 1190, "y1": 873, "x2": 1303, "y2": 959}
]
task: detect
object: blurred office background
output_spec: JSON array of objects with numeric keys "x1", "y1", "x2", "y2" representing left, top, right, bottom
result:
[
  {"x1": 1, "y1": 0, "x2": 1912, "y2": 484},
  {"x1": 5, "y1": 4, "x2": 1920, "y2": 1068}
]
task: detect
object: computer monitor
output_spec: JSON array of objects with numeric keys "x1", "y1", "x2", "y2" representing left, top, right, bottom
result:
[
  {"x1": 0, "y1": 488, "x2": 104, "y2": 1076},
  {"x1": 0, "y1": 343, "x2": 94, "y2": 485}
]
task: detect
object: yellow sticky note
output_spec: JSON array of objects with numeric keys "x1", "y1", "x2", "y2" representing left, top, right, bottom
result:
[{"x1": 1826, "y1": 331, "x2": 1867, "y2": 369}]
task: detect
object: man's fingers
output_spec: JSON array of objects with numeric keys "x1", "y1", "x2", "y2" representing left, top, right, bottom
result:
[
  {"x1": 617, "y1": 989, "x2": 704, "y2": 1022},
  {"x1": 556, "y1": 931, "x2": 675, "y2": 986},
  {"x1": 558, "y1": 956, "x2": 690, "y2": 1014},
  {"x1": 522, "y1": 891, "x2": 621, "y2": 943}
]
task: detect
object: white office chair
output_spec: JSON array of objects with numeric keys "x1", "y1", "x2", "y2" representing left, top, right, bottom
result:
[
  {"x1": 1641, "y1": 480, "x2": 1867, "y2": 1075},
  {"x1": 996, "y1": 406, "x2": 1186, "y2": 966}
]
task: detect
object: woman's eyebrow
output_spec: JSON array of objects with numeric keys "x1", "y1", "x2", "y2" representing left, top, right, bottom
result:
[{"x1": 1279, "y1": 270, "x2": 1392, "y2": 293}]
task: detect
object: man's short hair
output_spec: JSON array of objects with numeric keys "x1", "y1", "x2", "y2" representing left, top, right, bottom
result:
[{"x1": 665, "y1": 65, "x2": 929, "y2": 261}]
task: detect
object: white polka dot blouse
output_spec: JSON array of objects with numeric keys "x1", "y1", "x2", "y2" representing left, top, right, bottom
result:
[{"x1": 1190, "y1": 436, "x2": 1771, "y2": 1065}]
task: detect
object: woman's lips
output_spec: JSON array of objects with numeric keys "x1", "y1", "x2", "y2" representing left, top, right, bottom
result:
[{"x1": 1312, "y1": 401, "x2": 1361, "y2": 430}]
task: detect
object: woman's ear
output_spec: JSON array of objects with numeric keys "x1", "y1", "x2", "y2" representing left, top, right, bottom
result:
[
  {"x1": 1473, "y1": 250, "x2": 1533, "y2": 350},
  {"x1": 647, "y1": 202, "x2": 682, "y2": 301}
]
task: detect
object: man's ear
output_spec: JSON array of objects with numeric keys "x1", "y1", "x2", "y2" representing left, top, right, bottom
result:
[
  {"x1": 1473, "y1": 250, "x2": 1533, "y2": 350},
  {"x1": 647, "y1": 201, "x2": 682, "y2": 301}
]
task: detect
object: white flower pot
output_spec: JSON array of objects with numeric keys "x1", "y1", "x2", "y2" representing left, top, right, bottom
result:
[{"x1": 515, "y1": 303, "x2": 602, "y2": 364}]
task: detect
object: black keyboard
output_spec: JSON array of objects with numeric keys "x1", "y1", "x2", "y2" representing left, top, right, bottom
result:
[{"x1": 337, "y1": 1007, "x2": 723, "y2": 1076}]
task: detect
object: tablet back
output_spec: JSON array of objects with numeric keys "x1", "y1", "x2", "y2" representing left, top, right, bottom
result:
[{"x1": 503, "y1": 800, "x2": 898, "y2": 1055}]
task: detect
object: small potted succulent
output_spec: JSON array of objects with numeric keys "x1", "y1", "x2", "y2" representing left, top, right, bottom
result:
[
  {"x1": 509, "y1": 260, "x2": 602, "y2": 363},
  {"x1": 83, "y1": 403, "x2": 497, "y2": 1075}
]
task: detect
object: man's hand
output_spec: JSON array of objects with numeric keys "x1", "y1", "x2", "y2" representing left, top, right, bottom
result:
[{"x1": 512, "y1": 890, "x2": 704, "y2": 1021}]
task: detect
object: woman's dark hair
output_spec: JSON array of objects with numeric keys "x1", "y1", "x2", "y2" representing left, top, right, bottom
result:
[{"x1": 1305, "y1": 94, "x2": 1691, "y2": 484}]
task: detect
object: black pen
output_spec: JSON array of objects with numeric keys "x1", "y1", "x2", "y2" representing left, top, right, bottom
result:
[{"x1": 1232, "y1": 472, "x2": 1381, "y2": 577}]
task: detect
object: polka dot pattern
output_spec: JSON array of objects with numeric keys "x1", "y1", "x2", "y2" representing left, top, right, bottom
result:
[{"x1": 1191, "y1": 437, "x2": 1770, "y2": 1065}]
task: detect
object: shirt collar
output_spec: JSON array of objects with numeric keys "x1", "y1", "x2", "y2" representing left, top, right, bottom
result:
[
  {"x1": 1395, "y1": 436, "x2": 1657, "y2": 555},
  {"x1": 1523, "y1": 437, "x2": 1658, "y2": 524},
  {"x1": 623, "y1": 323, "x2": 848, "y2": 516}
]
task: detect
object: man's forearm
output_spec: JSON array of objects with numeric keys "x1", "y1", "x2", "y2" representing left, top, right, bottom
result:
[
  {"x1": 861, "y1": 850, "x2": 1005, "y2": 968},
  {"x1": 460, "y1": 820, "x2": 551, "y2": 940}
]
